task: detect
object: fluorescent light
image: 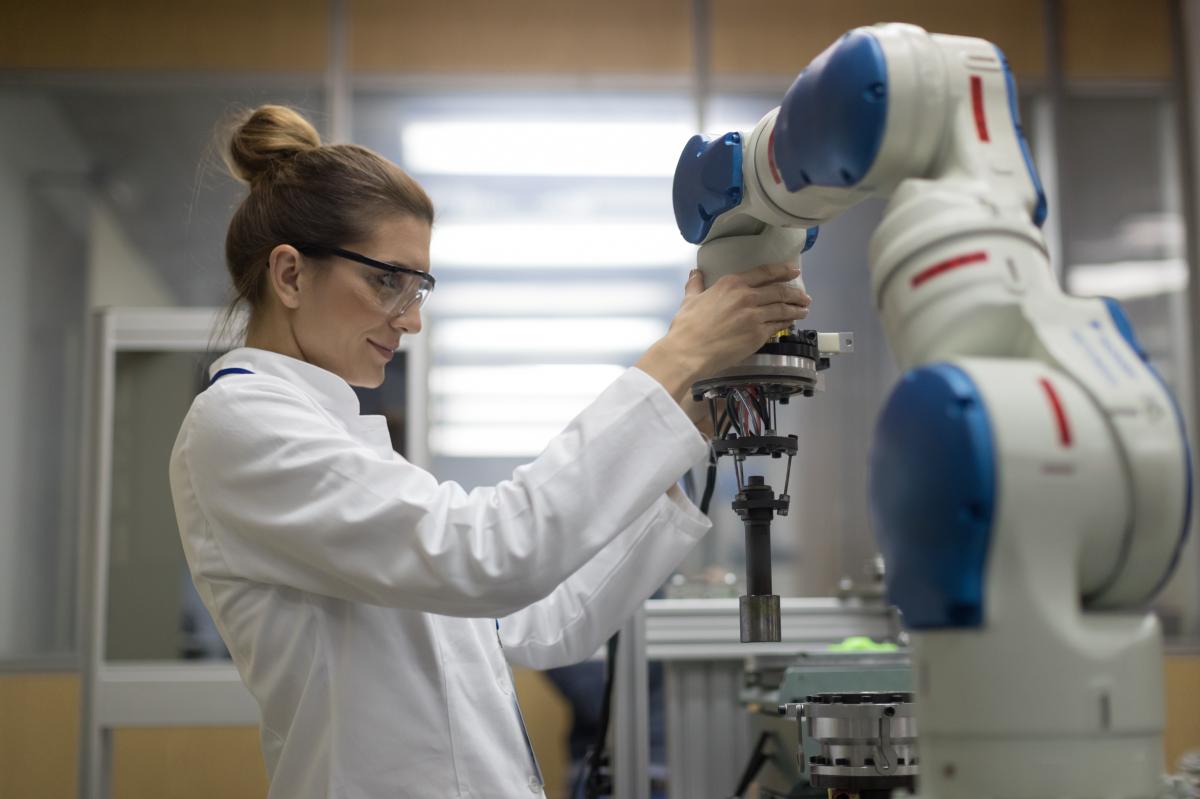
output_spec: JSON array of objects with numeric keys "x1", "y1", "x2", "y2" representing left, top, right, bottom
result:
[
  {"x1": 1067, "y1": 259, "x2": 1187, "y2": 300},
  {"x1": 432, "y1": 424, "x2": 568, "y2": 457},
  {"x1": 435, "y1": 396, "x2": 595, "y2": 425},
  {"x1": 432, "y1": 282, "x2": 679, "y2": 316},
  {"x1": 429, "y1": 364, "x2": 625, "y2": 397},
  {"x1": 427, "y1": 362, "x2": 634, "y2": 457},
  {"x1": 433, "y1": 317, "x2": 666, "y2": 354},
  {"x1": 401, "y1": 120, "x2": 694, "y2": 177},
  {"x1": 431, "y1": 222, "x2": 694, "y2": 268}
]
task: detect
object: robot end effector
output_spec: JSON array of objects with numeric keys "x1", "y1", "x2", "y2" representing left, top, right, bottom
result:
[{"x1": 691, "y1": 326, "x2": 853, "y2": 643}]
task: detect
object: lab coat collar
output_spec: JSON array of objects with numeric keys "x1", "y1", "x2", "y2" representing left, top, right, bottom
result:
[{"x1": 209, "y1": 347, "x2": 362, "y2": 421}]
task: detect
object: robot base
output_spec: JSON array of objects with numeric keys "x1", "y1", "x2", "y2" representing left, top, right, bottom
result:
[{"x1": 913, "y1": 734, "x2": 1164, "y2": 799}]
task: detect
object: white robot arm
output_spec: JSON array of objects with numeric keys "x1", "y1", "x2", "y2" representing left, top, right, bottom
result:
[{"x1": 674, "y1": 22, "x2": 1191, "y2": 799}]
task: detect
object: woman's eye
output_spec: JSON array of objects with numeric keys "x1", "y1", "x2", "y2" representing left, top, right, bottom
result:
[{"x1": 373, "y1": 273, "x2": 398, "y2": 291}]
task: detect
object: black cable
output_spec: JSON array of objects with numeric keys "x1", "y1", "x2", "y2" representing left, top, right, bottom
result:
[
  {"x1": 698, "y1": 411, "x2": 729, "y2": 517},
  {"x1": 699, "y1": 456, "x2": 718, "y2": 516},
  {"x1": 577, "y1": 633, "x2": 620, "y2": 799},
  {"x1": 754, "y1": 391, "x2": 770, "y2": 433},
  {"x1": 727, "y1": 732, "x2": 775, "y2": 799},
  {"x1": 726, "y1": 394, "x2": 743, "y2": 437},
  {"x1": 754, "y1": 390, "x2": 771, "y2": 427}
]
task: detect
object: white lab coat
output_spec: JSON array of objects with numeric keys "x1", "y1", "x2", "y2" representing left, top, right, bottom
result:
[{"x1": 168, "y1": 347, "x2": 711, "y2": 799}]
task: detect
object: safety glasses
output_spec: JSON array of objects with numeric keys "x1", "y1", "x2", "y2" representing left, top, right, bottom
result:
[{"x1": 297, "y1": 245, "x2": 436, "y2": 315}]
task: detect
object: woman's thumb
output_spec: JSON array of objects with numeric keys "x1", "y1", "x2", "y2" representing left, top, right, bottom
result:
[{"x1": 685, "y1": 268, "x2": 705, "y2": 298}]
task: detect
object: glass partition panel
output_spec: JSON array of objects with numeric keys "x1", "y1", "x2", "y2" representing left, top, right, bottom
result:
[
  {"x1": 0, "y1": 88, "x2": 91, "y2": 661},
  {"x1": 107, "y1": 351, "x2": 218, "y2": 660},
  {"x1": 104, "y1": 348, "x2": 412, "y2": 661},
  {"x1": 1058, "y1": 92, "x2": 1198, "y2": 636},
  {"x1": 0, "y1": 82, "x2": 322, "y2": 662}
]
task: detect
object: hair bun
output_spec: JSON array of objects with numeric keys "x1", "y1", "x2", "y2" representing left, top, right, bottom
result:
[{"x1": 226, "y1": 104, "x2": 321, "y2": 184}]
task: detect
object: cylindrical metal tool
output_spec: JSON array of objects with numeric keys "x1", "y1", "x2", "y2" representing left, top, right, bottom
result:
[{"x1": 733, "y1": 476, "x2": 784, "y2": 642}]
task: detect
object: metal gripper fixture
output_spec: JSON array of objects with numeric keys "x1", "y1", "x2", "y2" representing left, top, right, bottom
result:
[
  {"x1": 783, "y1": 692, "x2": 919, "y2": 798},
  {"x1": 692, "y1": 329, "x2": 854, "y2": 400},
  {"x1": 692, "y1": 328, "x2": 853, "y2": 643}
]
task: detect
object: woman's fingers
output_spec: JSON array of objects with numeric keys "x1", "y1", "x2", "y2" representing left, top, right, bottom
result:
[
  {"x1": 741, "y1": 282, "x2": 810, "y2": 309},
  {"x1": 712, "y1": 269, "x2": 808, "y2": 304}
]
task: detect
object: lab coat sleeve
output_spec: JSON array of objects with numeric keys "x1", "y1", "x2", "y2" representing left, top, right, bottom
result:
[
  {"x1": 175, "y1": 367, "x2": 708, "y2": 617},
  {"x1": 497, "y1": 483, "x2": 710, "y2": 670}
]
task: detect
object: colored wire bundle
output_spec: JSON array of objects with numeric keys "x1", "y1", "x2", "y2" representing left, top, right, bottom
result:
[{"x1": 723, "y1": 387, "x2": 772, "y2": 437}]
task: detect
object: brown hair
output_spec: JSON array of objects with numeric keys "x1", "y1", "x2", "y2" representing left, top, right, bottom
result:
[{"x1": 219, "y1": 104, "x2": 433, "y2": 337}]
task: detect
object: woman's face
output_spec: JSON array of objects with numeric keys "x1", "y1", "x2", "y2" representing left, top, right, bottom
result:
[{"x1": 294, "y1": 214, "x2": 432, "y2": 388}]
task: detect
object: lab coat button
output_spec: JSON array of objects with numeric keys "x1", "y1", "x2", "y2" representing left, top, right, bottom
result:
[
  {"x1": 527, "y1": 775, "x2": 543, "y2": 793},
  {"x1": 496, "y1": 673, "x2": 511, "y2": 694}
]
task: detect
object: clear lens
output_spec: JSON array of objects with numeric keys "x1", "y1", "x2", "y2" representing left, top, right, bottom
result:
[{"x1": 369, "y1": 269, "x2": 432, "y2": 315}]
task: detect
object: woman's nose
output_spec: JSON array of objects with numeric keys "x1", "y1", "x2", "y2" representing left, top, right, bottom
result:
[{"x1": 392, "y1": 307, "x2": 422, "y2": 334}]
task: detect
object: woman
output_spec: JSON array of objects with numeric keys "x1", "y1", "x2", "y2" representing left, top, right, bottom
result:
[{"x1": 169, "y1": 104, "x2": 810, "y2": 799}]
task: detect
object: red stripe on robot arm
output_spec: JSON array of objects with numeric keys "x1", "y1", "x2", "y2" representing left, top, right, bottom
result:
[
  {"x1": 767, "y1": 127, "x2": 783, "y2": 185},
  {"x1": 1037, "y1": 377, "x2": 1073, "y2": 447},
  {"x1": 971, "y1": 75, "x2": 990, "y2": 142},
  {"x1": 910, "y1": 251, "x2": 988, "y2": 288}
]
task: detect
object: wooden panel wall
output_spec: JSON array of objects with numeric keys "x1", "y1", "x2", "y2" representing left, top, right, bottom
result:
[
  {"x1": 0, "y1": 672, "x2": 78, "y2": 799},
  {"x1": 513, "y1": 668, "x2": 573, "y2": 799},
  {"x1": 351, "y1": 0, "x2": 692, "y2": 74},
  {"x1": 0, "y1": 0, "x2": 327, "y2": 71},
  {"x1": 1165, "y1": 654, "x2": 1200, "y2": 770},
  {"x1": 710, "y1": 0, "x2": 1046, "y2": 78},
  {"x1": 110, "y1": 727, "x2": 268, "y2": 799},
  {"x1": 0, "y1": 670, "x2": 569, "y2": 799},
  {"x1": 1062, "y1": 0, "x2": 1173, "y2": 80},
  {"x1": 0, "y1": 0, "x2": 1176, "y2": 82}
]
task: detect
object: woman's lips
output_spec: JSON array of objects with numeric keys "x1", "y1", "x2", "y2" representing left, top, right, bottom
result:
[{"x1": 368, "y1": 339, "x2": 395, "y2": 359}]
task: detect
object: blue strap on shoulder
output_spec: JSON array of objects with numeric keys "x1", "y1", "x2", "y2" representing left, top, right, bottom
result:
[{"x1": 208, "y1": 367, "x2": 254, "y2": 386}]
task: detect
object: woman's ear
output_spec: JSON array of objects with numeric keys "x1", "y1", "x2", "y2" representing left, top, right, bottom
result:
[{"x1": 267, "y1": 244, "x2": 304, "y2": 310}]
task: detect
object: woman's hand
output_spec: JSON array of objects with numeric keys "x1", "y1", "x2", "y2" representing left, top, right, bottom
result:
[{"x1": 635, "y1": 263, "x2": 812, "y2": 406}]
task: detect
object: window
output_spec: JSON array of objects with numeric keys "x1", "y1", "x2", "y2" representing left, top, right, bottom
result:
[{"x1": 356, "y1": 91, "x2": 695, "y2": 487}]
